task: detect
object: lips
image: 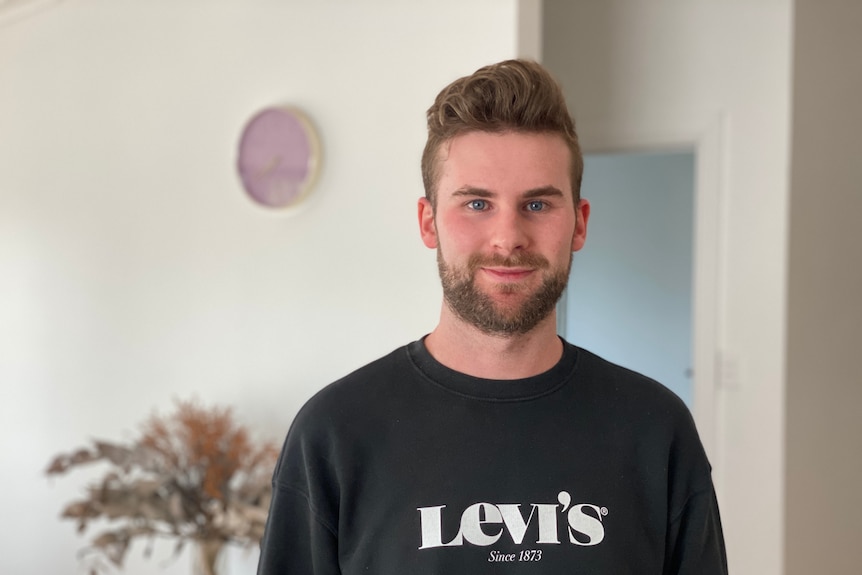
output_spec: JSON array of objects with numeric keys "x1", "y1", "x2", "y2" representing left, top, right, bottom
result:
[{"x1": 481, "y1": 267, "x2": 535, "y2": 281}]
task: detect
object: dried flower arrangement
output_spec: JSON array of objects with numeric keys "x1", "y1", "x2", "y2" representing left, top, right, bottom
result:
[{"x1": 46, "y1": 399, "x2": 280, "y2": 575}]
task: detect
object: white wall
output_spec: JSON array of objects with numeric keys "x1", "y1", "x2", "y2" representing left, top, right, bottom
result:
[
  {"x1": 544, "y1": 1, "x2": 793, "y2": 573},
  {"x1": 0, "y1": 1, "x2": 519, "y2": 573},
  {"x1": 785, "y1": 1, "x2": 862, "y2": 572}
]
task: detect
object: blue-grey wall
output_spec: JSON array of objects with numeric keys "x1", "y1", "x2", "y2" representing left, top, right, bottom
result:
[{"x1": 562, "y1": 151, "x2": 695, "y2": 406}]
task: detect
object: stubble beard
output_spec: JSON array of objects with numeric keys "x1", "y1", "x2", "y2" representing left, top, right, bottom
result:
[{"x1": 437, "y1": 250, "x2": 572, "y2": 337}]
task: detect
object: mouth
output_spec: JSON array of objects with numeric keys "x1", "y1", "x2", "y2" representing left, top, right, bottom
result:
[{"x1": 481, "y1": 267, "x2": 535, "y2": 282}]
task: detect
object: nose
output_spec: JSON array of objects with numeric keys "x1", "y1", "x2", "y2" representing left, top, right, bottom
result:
[{"x1": 489, "y1": 208, "x2": 530, "y2": 255}]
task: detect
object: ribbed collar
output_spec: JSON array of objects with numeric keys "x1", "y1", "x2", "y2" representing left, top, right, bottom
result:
[{"x1": 406, "y1": 336, "x2": 579, "y2": 402}]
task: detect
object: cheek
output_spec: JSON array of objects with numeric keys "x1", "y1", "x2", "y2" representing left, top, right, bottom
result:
[
  {"x1": 538, "y1": 222, "x2": 577, "y2": 254},
  {"x1": 559, "y1": 234, "x2": 578, "y2": 255},
  {"x1": 435, "y1": 216, "x2": 482, "y2": 253}
]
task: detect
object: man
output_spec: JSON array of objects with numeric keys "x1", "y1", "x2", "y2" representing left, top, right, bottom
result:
[{"x1": 257, "y1": 59, "x2": 727, "y2": 574}]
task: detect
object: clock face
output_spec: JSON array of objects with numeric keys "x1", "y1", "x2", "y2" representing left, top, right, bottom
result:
[{"x1": 237, "y1": 107, "x2": 320, "y2": 208}]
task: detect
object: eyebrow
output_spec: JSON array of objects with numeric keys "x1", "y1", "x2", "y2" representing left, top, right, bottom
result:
[
  {"x1": 523, "y1": 186, "x2": 565, "y2": 199},
  {"x1": 451, "y1": 185, "x2": 565, "y2": 199}
]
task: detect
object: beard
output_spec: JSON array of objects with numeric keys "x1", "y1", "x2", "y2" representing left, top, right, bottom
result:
[{"x1": 437, "y1": 250, "x2": 572, "y2": 336}]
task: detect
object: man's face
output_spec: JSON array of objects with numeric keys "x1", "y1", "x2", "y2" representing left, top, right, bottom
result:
[{"x1": 418, "y1": 131, "x2": 589, "y2": 336}]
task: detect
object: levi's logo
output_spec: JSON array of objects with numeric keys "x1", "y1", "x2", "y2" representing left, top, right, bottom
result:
[{"x1": 417, "y1": 491, "x2": 608, "y2": 550}]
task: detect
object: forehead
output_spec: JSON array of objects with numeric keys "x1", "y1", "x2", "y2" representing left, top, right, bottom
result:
[{"x1": 437, "y1": 131, "x2": 572, "y2": 196}]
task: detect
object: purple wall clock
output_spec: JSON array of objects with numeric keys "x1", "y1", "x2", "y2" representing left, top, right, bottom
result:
[{"x1": 237, "y1": 106, "x2": 321, "y2": 209}]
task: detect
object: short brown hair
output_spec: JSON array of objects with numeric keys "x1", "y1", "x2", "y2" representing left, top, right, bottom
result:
[{"x1": 421, "y1": 59, "x2": 583, "y2": 206}]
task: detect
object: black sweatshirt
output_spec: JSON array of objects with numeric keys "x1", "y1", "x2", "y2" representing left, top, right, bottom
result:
[{"x1": 258, "y1": 339, "x2": 727, "y2": 574}]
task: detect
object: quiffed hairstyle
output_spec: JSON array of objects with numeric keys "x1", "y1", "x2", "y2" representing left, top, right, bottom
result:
[{"x1": 421, "y1": 59, "x2": 583, "y2": 206}]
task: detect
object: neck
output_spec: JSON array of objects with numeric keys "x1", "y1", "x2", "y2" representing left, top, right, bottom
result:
[{"x1": 424, "y1": 305, "x2": 564, "y2": 380}]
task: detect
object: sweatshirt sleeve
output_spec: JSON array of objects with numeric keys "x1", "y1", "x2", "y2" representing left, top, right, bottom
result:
[
  {"x1": 663, "y1": 487, "x2": 728, "y2": 575},
  {"x1": 257, "y1": 482, "x2": 341, "y2": 575},
  {"x1": 257, "y1": 394, "x2": 344, "y2": 575}
]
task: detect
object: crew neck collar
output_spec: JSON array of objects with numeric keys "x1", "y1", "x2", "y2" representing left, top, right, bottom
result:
[{"x1": 406, "y1": 337, "x2": 578, "y2": 401}]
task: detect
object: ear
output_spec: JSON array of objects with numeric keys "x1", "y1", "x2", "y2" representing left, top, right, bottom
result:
[
  {"x1": 418, "y1": 197, "x2": 438, "y2": 249},
  {"x1": 571, "y1": 198, "x2": 590, "y2": 252}
]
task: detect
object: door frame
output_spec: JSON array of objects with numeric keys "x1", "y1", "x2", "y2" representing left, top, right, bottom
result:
[{"x1": 556, "y1": 115, "x2": 728, "y2": 494}]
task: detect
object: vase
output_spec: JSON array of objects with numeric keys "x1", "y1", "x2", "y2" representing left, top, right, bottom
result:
[{"x1": 194, "y1": 539, "x2": 225, "y2": 575}]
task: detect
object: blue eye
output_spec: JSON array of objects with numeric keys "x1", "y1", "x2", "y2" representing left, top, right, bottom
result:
[
  {"x1": 526, "y1": 200, "x2": 546, "y2": 212},
  {"x1": 468, "y1": 199, "x2": 487, "y2": 210}
]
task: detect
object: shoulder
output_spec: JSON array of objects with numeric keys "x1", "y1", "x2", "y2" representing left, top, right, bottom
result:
[
  {"x1": 569, "y1": 345, "x2": 717, "y2": 505},
  {"x1": 572, "y1": 344, "x2": 693, "y2": 422},
  {"x1": 273, "y1": 344, "x2": 413, "y2": 482},
  {"x1": 284, "y1": 344, "x2": 413, "y2": 442},
  {"x1": 570, "y1": 344, "x2": 711, "y2": 471}
]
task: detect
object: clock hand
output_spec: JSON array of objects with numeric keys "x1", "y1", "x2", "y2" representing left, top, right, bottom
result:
[{"x1": 257, "y1": 155, "x2": 282, "y2": 178}]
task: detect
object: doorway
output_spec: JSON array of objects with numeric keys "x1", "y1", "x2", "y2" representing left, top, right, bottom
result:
[{"x1": 558, "y1": 150, "x2": 696, "y2": 407}]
